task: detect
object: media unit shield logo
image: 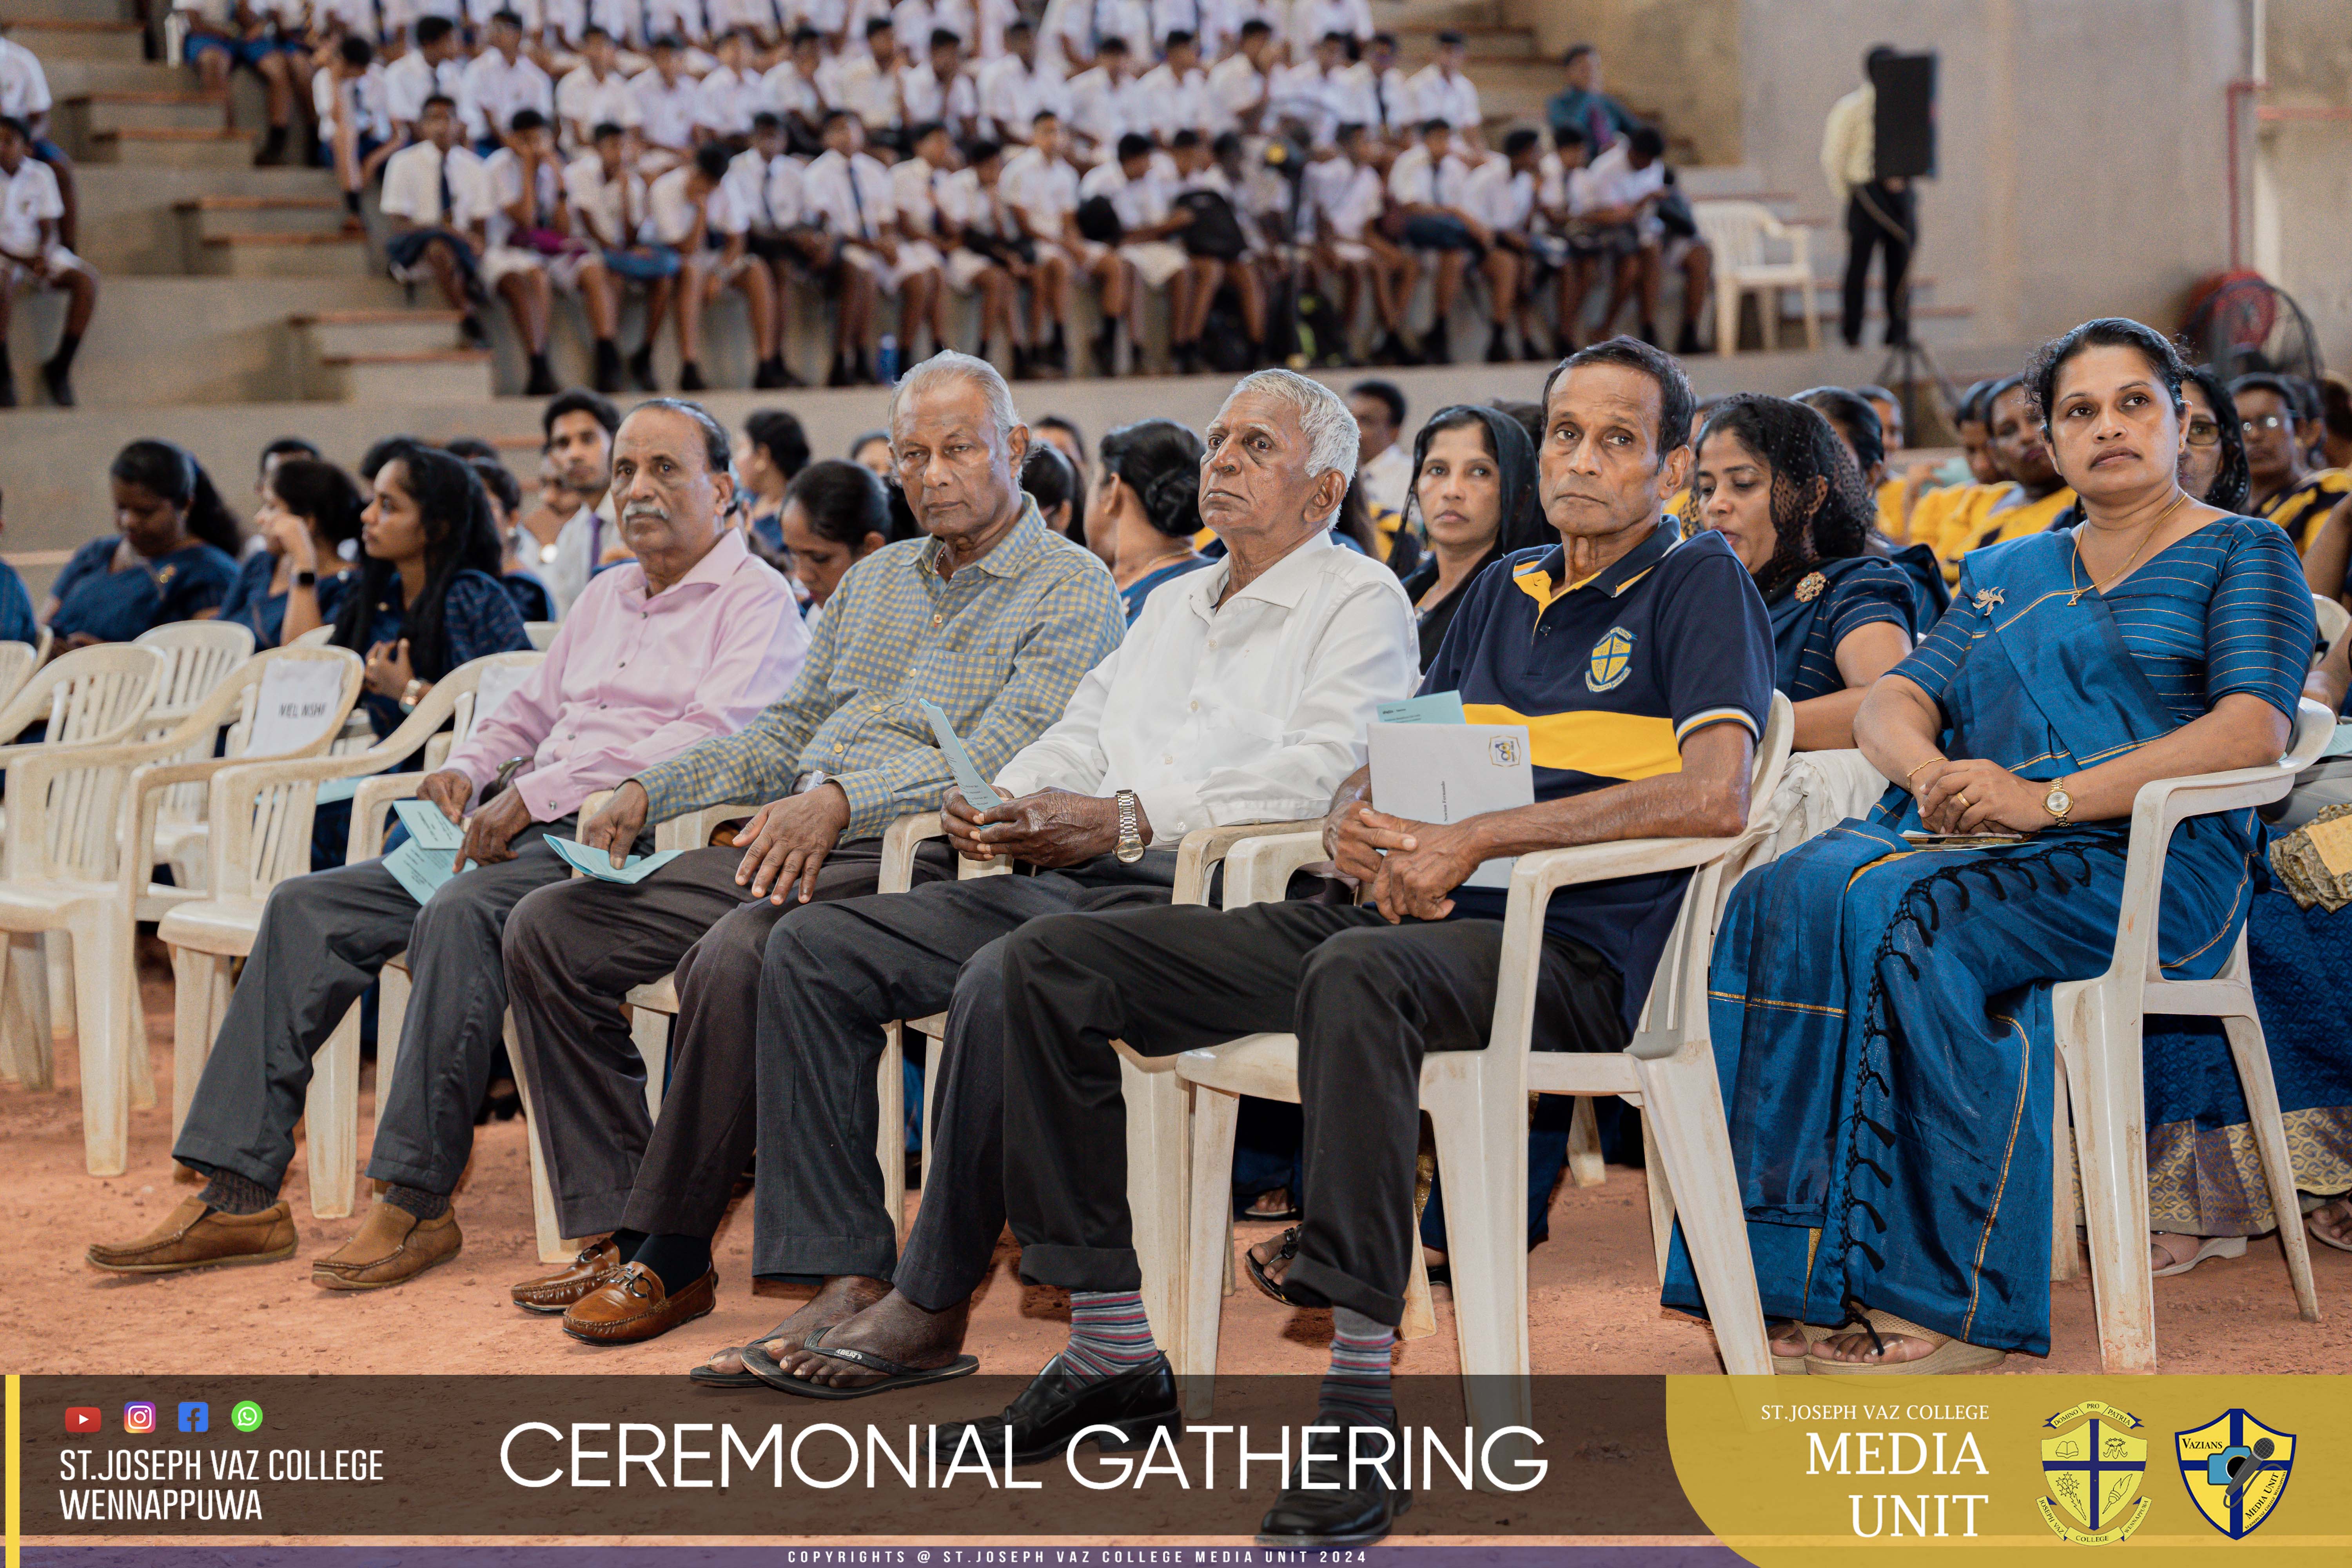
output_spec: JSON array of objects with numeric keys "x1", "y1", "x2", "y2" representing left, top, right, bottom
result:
[{"x1": 2176, "y1": 1410, "x2": 2294, "y2": 1539}]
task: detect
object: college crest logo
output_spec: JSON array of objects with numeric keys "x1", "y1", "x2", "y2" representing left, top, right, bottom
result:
[
  {"x1": 1586, "y1": 626, "x2": 1635, "y2": 692},
  {"x1": 2175, "y1": 1410, "x2": 2294, "y2": 1539},
  {"x1": 2037, "y1": 1400, "x2": 2151, "y2": 1544}
]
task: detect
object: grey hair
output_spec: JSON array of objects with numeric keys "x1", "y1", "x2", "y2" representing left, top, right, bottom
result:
[
  {"x1": 1218, "y1": 369, "x2": 1358, "y2": 524},
  {"x1": 888, "y1": 350, "x2": 1020, "y2": 448},
  {"x1": 625, "y1": 397, "x2": 732, "y2": 475}
]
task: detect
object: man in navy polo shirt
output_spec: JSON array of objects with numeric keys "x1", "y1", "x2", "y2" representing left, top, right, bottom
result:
[{"x1": 935, "y1": 338, "x2": 1773, "y2": 1547}]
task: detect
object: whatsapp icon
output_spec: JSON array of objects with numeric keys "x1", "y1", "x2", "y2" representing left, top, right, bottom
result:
[{"x1": 229, "y1": 1401, "x2": 264, "y2": 1434}]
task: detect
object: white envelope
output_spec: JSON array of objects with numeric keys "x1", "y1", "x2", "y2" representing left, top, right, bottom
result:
[{"x1": 1367, "y1": 721, "x2": 1534, "y2": 889}]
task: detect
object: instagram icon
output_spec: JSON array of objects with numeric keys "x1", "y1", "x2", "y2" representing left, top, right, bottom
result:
[{"x1": 123, "y1": 1402, "x2": 156, "y2": 1434}]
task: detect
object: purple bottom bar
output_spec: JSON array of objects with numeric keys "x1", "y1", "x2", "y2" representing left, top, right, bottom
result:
[{"x1": 25, "y1": 1550, "x2": 1751, "y2": 1568}]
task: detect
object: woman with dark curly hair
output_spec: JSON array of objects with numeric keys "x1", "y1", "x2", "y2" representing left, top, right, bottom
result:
[
  {"x1": 1095, "y1": 417, "x2": 1209, "y2": 622},
  {"x1": 1687, "y1": 394, "x2": 1927, "y2": 750},
  {"x1": 1668, "y1": 318, "x2": 2317, "y2": 1374}
]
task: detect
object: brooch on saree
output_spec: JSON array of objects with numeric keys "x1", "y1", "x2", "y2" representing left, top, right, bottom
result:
[
  {"x1": 1794, "y1": 571, "x2": 1826, "y2": 602},
  {"x1": 1973, "y1": 588, "x2": 2005, "y2": 613}
]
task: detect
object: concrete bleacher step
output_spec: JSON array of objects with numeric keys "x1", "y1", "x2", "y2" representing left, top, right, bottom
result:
[
  {"x1": 56, "y1": 89, "x2": 229, "y2": 153},
  {"x1": 197, "y1": 230, "x2": 373, "y2": 278},
  {"x1": 314, "y1": 348, "x2": 494, "y2": 403},
  {"x1": 41, "y1": 58, "x2": 188, "y2": 97},
  {"x1": 0, "y1": 16, "x2": 144, "y2": 60},
  {"x1": 176, "y1": 193, "x2": 345, "y2": 241},
  {"x1": 1, "y1": 0, "x2": 136, "y2": 21},
  {"x1": 86, "y1": 125, "x2": 253, "y2": 167},
  {"x1": 292, "y1": 308, "x2": 467, "y2": 361}
]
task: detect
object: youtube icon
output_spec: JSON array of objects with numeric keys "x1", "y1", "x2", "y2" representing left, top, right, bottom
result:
[{"x1": 65, "y1": 1407, "x2": 101, "y2": 1434}]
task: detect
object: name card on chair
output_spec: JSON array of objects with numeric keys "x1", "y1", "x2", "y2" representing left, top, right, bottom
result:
[{"x1": 245, "y1": 659, "x2": 352, "y2": 758}]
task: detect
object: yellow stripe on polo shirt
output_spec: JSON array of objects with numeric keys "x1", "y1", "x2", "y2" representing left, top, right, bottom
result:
[{"x1": 1464, "y1": 702, "x2": 1684, "y2": 782}]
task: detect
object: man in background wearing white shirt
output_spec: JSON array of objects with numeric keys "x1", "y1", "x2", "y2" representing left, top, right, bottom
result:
[
  {"x1": 1131, "y1": 28, "x2": 1206, "y2": 143},
  {"x1": 316, "y1": 35, "x2": 397, "y2": 232},
  {"x1": 975, "y1": 16, "x2": 1065, "y2": 145},
  {"x1": 0, "y1": 113, "x2": 94, "y2": 408},
  {"x1": 0, "y1": 23, "x2": 72, "y2": 247},
  {"x1": 650, "y1": 141, "x2": 784, "y2": 389},
  {"x1": 761, "y1": 26, "x2": 831, "y2": 152},
  {"x1": 730, "y1": 112, "x2": 818, "y2": 384},
  {"x1": 486, "y1": 108, "x2": 626, "y2": 392},
  {"x1": 1581, "y1": 121, "x2": 1709, "y2": 354},
  {"x1": 1346, "y1": 376, "x2": 1409, "y2": 522},
  {"x1": 1463, "y1": 125, "x2": 1546, "y2": 363},
  {"x1": 567, "y1": 120, "x2": 679, "y2": 392},
  {"x1": 899, "y1": 26, "x2": 979, "y2": 144},
  {"x1": 387, "y1": 16, "x2": 467, "y2": 143},
  {"x1": 629, "y1": 34, "x2": 704, "y2": 171},
  {"x1": 1203, "y1": 16, "x2": 1272, "y2": 136},
  {"x1": 800, "y1": 107, "x2": 898, "y2": 384},
  {"x1": 1287, "y1": 0, "x2": 1369, "y2": 60},
  {"x1": 1314, "y1": 120, "x2": 1412, "y2": 367},
  {"x1": 703, "y1": 367, "x2": 1418, "y2": 1400},
  {"x1": 829, "y1": 16, "x2": 906, "y2": 149},
  {"x1": 379, "y1": 96, "x2": 505, "y2": 352},
  {"x1": 890, "y1": 119, "x2": 960, "y2": 362},
  {"x1": 1062, "y1": 31, "x2": 1138, "y2": 165},
  {"x1": 459, "y1": 10, "x2": 555, "y2": 152},
  {"x1": 1078, "y1": 130, "x2": 1189, "y2": 375},
  {"x1": 1347, "y1": 30, "x2": 1409, "y2": 145},
  {"x1": 555, "y1": 26, "x2": 639, "y2": 152},
  {"x1": 1406, "y1": 29, "x2": 1480, "y2": 149},
  {"x1": 1386, "y1": 116, "x2": 1483, "y2": 365},
  {"x1": 695, "y1": 29, "x2": 764, "y2": 146}
]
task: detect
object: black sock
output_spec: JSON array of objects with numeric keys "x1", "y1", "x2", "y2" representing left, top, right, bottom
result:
[
  {"x1": 47, "y1": 331, "x2": 80, "y2": 374},
  {"x1": 198, "y1": 1169, "x2": 278, "y2": 1216},
  {"x1": 343, "y1": 189, "x2": 363, "y2": 216},
  {"x1": 261, "y1": 123, "x2": 287, "y2": 153},
  {"x1": 631, "y1": 1233, "x2": 711, "y2": 1295},
  {"x1": 610, "y1": 1227, "x2": 646, "y2": 1258},
  {"x1": 383, "y1": 1183, "x2": 449, "y2": 1220}
]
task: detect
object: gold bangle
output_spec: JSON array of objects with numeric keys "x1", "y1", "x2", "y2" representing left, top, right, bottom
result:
[{"x1": 1904, "y1": 758, "x2": 1942, "y2": 781}]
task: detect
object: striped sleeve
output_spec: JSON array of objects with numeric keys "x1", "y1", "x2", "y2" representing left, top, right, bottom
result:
[
  {"x1": 2204, "y1": 518, "x2": 2315, "y2": 720},
  {"x1": 1824, "y1": 559, "x2": 1918, "y2": 645},
  {"x1": 1889, "y1": 567, "x2": 1985, "y2": 718}
]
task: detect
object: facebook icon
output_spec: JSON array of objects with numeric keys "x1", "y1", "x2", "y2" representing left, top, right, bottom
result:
[{"x1": 178, "y1": 1402, "x2": 208, "y2": 1433}]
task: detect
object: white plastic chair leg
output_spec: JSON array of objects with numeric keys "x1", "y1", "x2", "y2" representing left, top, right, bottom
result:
[
  {"x1": 2219, "y1": 1012, "x2": 2321, "y2": 1323},
  {"x1": 1566, "y1": 1094, "x2": 1606, "y2": 1187},
  {"x1": 121, "y1": 921, "x2": 156, "y2": 1113},
  {"x1": 1425, "y1": 1058, "x2": 1533, "y2": 1491},
  {"x1": 1180, "y1": 1082, "x2": 1240, "y2": 1419},
  {"x1": 0, "y1": 929, "x2": 44, "y2": 1087},
  {"x1": 71, "y1": 910, "x2": 130, "y2": 1176},
  {"x1": 1714, "y1": 276, "x2": 1738, "y2": 357},
  {"x1": 879, "y1": 1022, "x2": 906, "y2": 1236},
  {"x1": 1400, "y1": 1224, "x2": 1436, "y2": 1341},
  {"x1": 1636, "y1": 1043, "x2": 1774, "y2": 1377},
  {"x1": 628, "y1": 1005, "x2": 668, "y2": 1118},
  {"x1": 2063, "y1": 988, "x2": 2158, "y2": 1373},
  {"x1": 305, "y1": 997, "x2": 360, "y2": 1220},
  {"x1": 2050, "y1": 1060, "x2": 2082, "y2": 1282},
  {"x1": 1121, "y1": 1050, "x2": 1190, "y2": 1379},
  {"x1": 918, "y1": 1027, "x2": 938, "y2": 1188},
  {"x1": 45, "y1": 929, "x2": 76, "y2": 1059},
  {"x1": 1641, "y1": 1109, "x2": 1677, "y2": 1287},
  {"x1": 508, "y1": 1011, "x2": 577, "y2": 1264}
]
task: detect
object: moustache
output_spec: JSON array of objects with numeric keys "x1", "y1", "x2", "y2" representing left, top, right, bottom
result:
[{"x1": 622, "y1": 503, "x2": 669, "y2": 524}]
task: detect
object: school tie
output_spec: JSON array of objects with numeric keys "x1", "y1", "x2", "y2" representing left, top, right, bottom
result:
[
  {"x1": 439, "y1": 154, "x2": 455, "y2": 224},
  {"x1": 1373, "y1": 71, "x2": 1386, "y2": 128},
  {"x1": 760, "y1": 158, "x2": 779, "y2": 229},
  {"x1": 846, "y1": 158, "x2": 868, "y2": 238}
]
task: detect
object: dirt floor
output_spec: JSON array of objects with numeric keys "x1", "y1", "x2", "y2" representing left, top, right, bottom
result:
[{"x1": 6, "y1": 952, "x2": 2351, "y2": 1379}]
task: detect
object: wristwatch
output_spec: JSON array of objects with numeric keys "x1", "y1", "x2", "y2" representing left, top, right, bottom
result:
[
  {"x1": 2042, "y1": 780, "x2": 2074, "y2": 827},
  {"x1": 1114, "y1": 789, "x2": 1145, "y2": 863},
  {"x1": 292, "y1": 569, "x2": 318, "y2": 589},
  {"x1": 399, "y1": 677, "x2": 428, "y2": 713}
]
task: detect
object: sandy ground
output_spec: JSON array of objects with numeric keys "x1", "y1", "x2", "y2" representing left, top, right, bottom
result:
[{"x1": 5, "y1": 949, "x2": 2350, "y2": 1379}]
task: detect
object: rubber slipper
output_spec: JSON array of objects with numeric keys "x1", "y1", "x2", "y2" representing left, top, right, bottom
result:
[
  {"x1": 753, "y1": 1325, "x2": 978, "y2": 1400},
  {"x1": 1243, "y1": 1225, "x2": 1327, "y2": 1308},
  {"x1": 2152, "y1": 1234, "x2": 2247, "y2": 1276},
  {"x1": 688, "y1": 1321, "x2": 804, "y2": 1387}
]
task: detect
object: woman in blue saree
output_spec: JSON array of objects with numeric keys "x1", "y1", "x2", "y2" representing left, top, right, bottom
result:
[
  {"x1": 1666, "y1": 319, "x2": 2315, "y2": 1372},
  {"x1": 1687, "y1": 393, "x2": 1931, "y2": 750},
  {"x1": 43, "y1": 441, "x2": 240, "y2": 649},
  {"x1": 219, "y1": 457, "x2": 362, "y2": 648}
]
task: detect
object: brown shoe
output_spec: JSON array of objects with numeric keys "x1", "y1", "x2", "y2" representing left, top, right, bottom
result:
[
  {"x1": 310, "y1": 1202, "x2": 462, "y2": 1291},
  {"x1": 87, "y1": 1197, "x2": 296, "y2": 1275},
  {"x1": 563, "y1": 1261, "x2": 717, "y2": 1344},
  {"x1": 511, "y1": 1237, "x2": 625, "y2": 1314}
]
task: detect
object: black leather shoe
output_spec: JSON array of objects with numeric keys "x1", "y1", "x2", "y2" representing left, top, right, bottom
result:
[
  {"x1": 1256, "y1": 1418, "x2": 1412, "y2": 1546},
  {"x1": 935, "y1": 1353, "x2": 1180, "y2": 1466}
]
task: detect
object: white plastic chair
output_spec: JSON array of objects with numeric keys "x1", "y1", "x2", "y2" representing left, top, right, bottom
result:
[
  {"x1": 0, "y1": 640, "x2": 36, "y2": 711},
  {"x1": 0, "y1": 645, "x2": 171, "y2": 1099},
  {"x1": 1172, "y1": 695, "x2": 1795, "y2": 1457},
  {"x1": 132, "y1": 622, "x2": 259, "y2": 891},
  {"x1": 524, "y1": 621, "x2": 560, "y2": 651},
  {"x1": 155, "y1": 652, "x2": 542, "y2": 1215},
  {"x1": 2050, "y1": 697, "x2": 2332, "y2": 1374},
  {"x1": 1691, "y1": 200, "x2": 1818, "y2": 356},
  {"x1": 2311, "y1": 593, "x2": 2348, "y2": 661},
  {"x1": 292, "y1": 626, "x2": 336, "y2": 648}
]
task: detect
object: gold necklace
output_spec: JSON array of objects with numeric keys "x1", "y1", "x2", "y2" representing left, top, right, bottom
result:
[{"x1": 2067, "y1": 490, "x2": 2189, "y2": 605}]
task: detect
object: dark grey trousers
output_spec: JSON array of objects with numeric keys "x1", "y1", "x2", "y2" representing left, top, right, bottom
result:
[
  {"x1": 502, "y1": 838, "x2": 952, "y2": 1241},
  {"x1": 172, "y1": 816, "x2": 587, "y2": 1196},
  {"x1": 752, "y1": 855, "x2": 1176, "y2": 1286}
]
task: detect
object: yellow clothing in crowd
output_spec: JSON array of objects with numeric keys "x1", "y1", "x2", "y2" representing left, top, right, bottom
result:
[
  {"x1": 2256, "y1": 468, "x2": 2352, "y2": 554},
  {"x1": 1875, "y1": 478, "x2": 1905, "y2": 540},
  {"x1": 1911, "y1": 482, "x2": 2012, "y2": 579}
]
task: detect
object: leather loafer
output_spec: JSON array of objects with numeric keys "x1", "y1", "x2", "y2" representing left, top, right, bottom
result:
[
  {"x1": 511, "y1": 1238, "x2": 625, "y2": 1314},
  {"x1": 563, "y1": 1261, "x2": 717, "y2": 1344},
  {"x1": 1256, "y1": 1418, "x2": 1413, "y2": 1546},
  {"x1": 934, "y1": 1353, "x2": 1181, "y2": 1467},
  {"x1": 311, "y1": 1203, "x2": 462, "y2": 1291},
  {"x1": 87, "y1": 1197, "x2": 296, "y2": 1275}
]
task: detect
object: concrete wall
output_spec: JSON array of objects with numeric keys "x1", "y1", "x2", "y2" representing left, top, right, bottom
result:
[
  {"x1": 2254, "y1": 0, "x2": 2352, "y2": 372},
  {"x1": 1741, "y1": 0, "x2": 2240, "y2": 345},
  {"x1": 1506, "y1": 0, "x2": 1745, "y2": 165}
]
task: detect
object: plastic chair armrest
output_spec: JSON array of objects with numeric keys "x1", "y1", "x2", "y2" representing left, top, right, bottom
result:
[
  {"x1": 1220, "y1": 829, "x2": 1332, "y2": 909},
  {"x1": 653, "y1": 802, "x2": 755, "y2": 852},
  {"x1": 879, "y1": 811, "x2": 947, "y2": 895}
]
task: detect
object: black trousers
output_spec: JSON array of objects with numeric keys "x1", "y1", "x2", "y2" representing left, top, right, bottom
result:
[
  {"x1": 1841, "y1": 180, "x2": 1914, "y2": 347},
  {"x1": 997, "y1": 900, "x2": 1626, "y2": 1328},
  {"x1": 753, "y1": 855, "x2": 1176, "y2": 1285}
]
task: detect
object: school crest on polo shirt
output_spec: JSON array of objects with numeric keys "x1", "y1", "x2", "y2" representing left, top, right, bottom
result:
[{"x1": 1586, "y1": 626, "x2": 1636, "y2": 692}]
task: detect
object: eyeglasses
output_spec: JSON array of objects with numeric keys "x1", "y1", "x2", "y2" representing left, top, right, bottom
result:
[
  {"x1": 2241, "y1": 414, "x2": 2291, "y2": 435},
  {"x1": 2183, "y1": 420, "x2": 2221, "y2": 449}
]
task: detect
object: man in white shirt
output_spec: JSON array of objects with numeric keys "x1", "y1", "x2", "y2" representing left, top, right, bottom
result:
[
  {"x1": 1130, "y1": 28, "x2": 1206, "y2": 142},
  {"x1": 379, "y1": 96, "x2": 509, "y2": 352},
  {"x1": 0, "y1": 113, "x2": 94, "y2": 408},
  {"x1": 888, "y1": 118, "x2": 958, "y2": 361},
  {"x1": 1463, "y1": 126, "x2": 1545, "y2": 362},
  {"x1": 649, "y1": 142, "x2": 785, "y2": 389},
  {"x1": 730, "y1": 112, "x2": 818, "y2": 383},
  {"x1": 829, "y1": 16, "x2": 905, "y2": 145},
  {"x1": 643, "y1": 0, "x2": 711, "y2": 47},
  {"x1": 485, "y1": 107, "x2": 623, "y2": 393},
  {"x1": 1202, "y1": 16, "x2": 1271, "y2": 136},
  {"x1": 386, "y1": 15, "x2": 468, "y2": 141},
  {"x1": 973, "y1": 16, "x2": 1065, "y2": 145},
  {"x1": 1346, "y1": 377, "x2": 1409, "y2": 521},
  {"x1": 1286, "y1": 0, "x2": 1370, "y2": 60},
  {"x1": 761, "y1": 25, "x2": 830, "y2": 152},
  {"x1": 1267, "y1": 30, "x2": 1348, "y2": 147},
  {"x1": 898, "y1": 26, "x2": 978, "y2": 144},
  {"x1": 1078, "y1": 131, "x2": 1189, "y2": 374},
  {"x1": 1044, "y1": 0, "x2": 1148, "y2": 73},
  {"x1": 1347, "y1": 30, "x2": 1409, "y2": 144},
  {"x1": 800, "y1": 107, "x2": 899, "y2": 384},
  {"x1": 935, "y1": 137, "x2": 1029, "y2": 368},
  {"x1": 1314, "y1": 122, "x2": 1412, "y2": 367},
  {"x1": 566, "y1": 120, "x2": 678, "y2": 391},
  {"x1": 1000, "y1": 109, "x2": 1117, "y2": 377},
  {"x1": 1387, "y1": 117, "x2": 1485, "y2": 364},
  {"x1": 1061, "y1": 31, "x2": 1138, "y2": 165},
  {"x1": 1580, "y1": 122, "x2": 1708, "y2": 353},
  {"x1": 1406, "y1": 29, "x2": 1480, "y2": 148},
  {"x1": 695, "y1": 29, "x2": 764, "y2": 145},
  {"x1": 177, "y1": 0, "x2": 303, "y2": 166},
  {"x1": 533, "y1": 388, "x2": 621, "y2": 615},
  {"x1": 0, "y1": 28, "x2": 71, "y2": 247},
  {"x1": 628, "y1": 35, "x2": 703, "y2": 170},
  {"x1": 316, "y1": 36, "x2": 397, "y2": 230},
  {"x1": 711, "y1": 365, "x2": 1418, "y2": 1402},
  {"x1": 555, "y1": 25, "x2": 639, "y2": 153},
  {"x1": 459, "y1": 10, "x2": 556, "y2": 151}
]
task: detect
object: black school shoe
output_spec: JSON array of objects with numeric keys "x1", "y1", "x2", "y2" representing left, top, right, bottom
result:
[
  {"x1": 1256, "y1": 1417, "x2": 1413, "y2": 1546},
  {"x1": 931, "y1": 1352, "x2": 1180, "y2": 1466}
]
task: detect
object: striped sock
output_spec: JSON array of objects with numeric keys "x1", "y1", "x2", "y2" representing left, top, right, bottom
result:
[
  {"x1": 1060, "y1": 1290, "x2": 1160, "y2": 1382},
  {"x1": 1319, "y1": 1307, "x2": 1397, "y2": 1428}
]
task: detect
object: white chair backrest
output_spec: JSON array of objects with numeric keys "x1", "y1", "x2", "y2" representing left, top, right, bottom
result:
[
  {"x1": 0, "y1": 643, "x2": 168, "y2": 753},
  {"x1": 292, "y1": 625, "x2": 336, "y2": 648},
  {"x1": 136, "y1": 621, "x2": 257, "y2": 718},
  {"x1": 524, "y1": 620, "x2": 559, "y2": 650},
  {"x1": 0, "y1": 640, "x2": 34, "y2": 710},
  {"x1": 2313, "y1": 593, "x2": 2348, "y2": 662},
  {"x1": 1691, "y1": 200, "x2": 1775, "y2": 270}
]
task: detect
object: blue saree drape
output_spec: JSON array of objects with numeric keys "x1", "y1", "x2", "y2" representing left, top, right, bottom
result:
[{"x1": 1663, "y1": 521, "x2": 2310, "y2": 1353}]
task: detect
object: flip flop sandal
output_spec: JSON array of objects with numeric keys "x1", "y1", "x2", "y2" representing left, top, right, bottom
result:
[
  {"x1": 688, "y1": 1321, "x2": 806, "y2": 1387},
  {"x1": 1769, "y1": 1321, "x2": 1841, "y2": 1376},
  {"x1": 2152, "y1": 1234, "x2": 2247, "y2": 1276},
  {"x1": 1239, "y1": 1192, "x2": 1301, "y2": 1224},
  {"x1": 757, "y1": 1325, "x2": 980, "y2": 1400},
  {"x1": 1243, "y1": 1225, "x2": 1328, "y2": 1308},
  {"x1": 2303, "y1": 1198, "x2": 2352, "y2": 1254},
  {"x1": 1805, "y1": 1310, "x2": 2005, "y2": 1377}
]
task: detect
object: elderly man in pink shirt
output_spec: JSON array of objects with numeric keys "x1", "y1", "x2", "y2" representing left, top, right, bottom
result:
[{"x1": 88, "y1": 399, "x2": 806, "y2": 1292}]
